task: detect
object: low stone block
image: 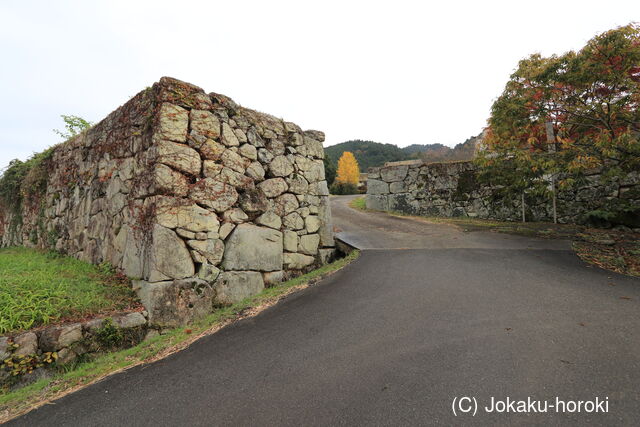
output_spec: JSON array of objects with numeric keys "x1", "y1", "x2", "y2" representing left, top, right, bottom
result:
[
  {"x1": 136, "y1": 279, "x2": 214, "y2": 327},
  {"x1": 214, "y1": 271, "x2": 264, "y2": 305},
  {"x1": 284, "y1": 253, "x2": 315, "y2": 269},
  {"x1": 222, "y1": 224, "x2": 283, "y2": 271},
  {"x1": 366, "y1": 195, "x2": 388, "y2": 211}
]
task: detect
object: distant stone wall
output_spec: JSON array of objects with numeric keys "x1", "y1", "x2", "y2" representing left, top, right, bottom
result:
[
  {"x1": 366, "y1": 160, "x2": 640, "y2": 224},
  {"x1": 0, "y1": 77, "x2": 335, "y2": 326}
]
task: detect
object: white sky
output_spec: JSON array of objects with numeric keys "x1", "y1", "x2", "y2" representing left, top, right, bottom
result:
[{"x1": 1, "y1": 0, "x2": 638, "y2": 170}]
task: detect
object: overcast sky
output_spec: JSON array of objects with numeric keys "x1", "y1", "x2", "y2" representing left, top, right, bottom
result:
[{"x1": 1, "y1": 0, "x2": 638, "y2": 170}]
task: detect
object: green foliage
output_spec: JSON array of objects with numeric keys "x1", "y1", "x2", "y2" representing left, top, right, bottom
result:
[
  {"x1": 1, "y1": 351, "x2": 58, "y2": 380},
  {"x1": 323, "y1": 154, "x2": 337, "y2": 186},
  {"x1": 324, "y1": 139, "x2": 478, "y2": 174},
  {"x1": 0, "y1": 248, "x2": 139, "y2": 334},
  {"x1": 94, "y1": 318, "x2": 124, "y2": 349},
  {"x1": 330, "y1": 182, "x2": 359, "y2": 195},
  {"x1": 480, "y1": 23, "x2": 640, "y2": 201},
  {"x1": 349, "y1": 196, "x2": 367, "y2": 210},
  {"x1": 0, "y1": 148, "x2": 54, "y2": 214},
  {"x1": 53, "y1": 115, "x2": 93, "y2": 140},
  {"x1": 325, "y1": 140, "x2": 411, "y2": 171}
]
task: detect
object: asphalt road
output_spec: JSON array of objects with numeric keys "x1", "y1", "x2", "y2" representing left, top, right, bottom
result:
[{"x1": 10, "y1": 196, "x2": 640, "y2": 426}]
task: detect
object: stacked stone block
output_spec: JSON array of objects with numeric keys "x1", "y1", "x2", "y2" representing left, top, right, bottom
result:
[
  {"x1": 0, "y1": 77, "x2": 335, "y2": 326},
  {"x1": 367, "y1": 161, "x2": 639, "y2": 224}
]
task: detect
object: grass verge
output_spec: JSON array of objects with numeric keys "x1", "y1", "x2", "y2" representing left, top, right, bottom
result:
[
  {"x1": 0, "y1": 248, "x2": 140, "y2": 334},
  {"x1": 348, "y1": 196, "x2": 366, "y2": 211},
  {"x1": 349, "y1": 196, "x2": 639, "y2": 276},
  {"x1": 0, "y1": 250, "x2": 360, "y2": 423}
]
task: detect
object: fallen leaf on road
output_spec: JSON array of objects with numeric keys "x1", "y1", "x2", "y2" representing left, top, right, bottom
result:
[{"x1": 619, "y1": 296, "x2": 632, "y2": 300}]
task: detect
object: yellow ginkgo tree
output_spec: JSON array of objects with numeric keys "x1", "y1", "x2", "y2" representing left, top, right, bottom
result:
[
  {"x1": 336, "y1": 151, "x2": 360, "y2": 185},
  {"x1": 331, "y1": 151, "x2": 361, "y2": 195}
]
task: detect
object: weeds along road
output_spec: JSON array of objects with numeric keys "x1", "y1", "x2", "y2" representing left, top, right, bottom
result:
[{"x1": 11, "y1": 195, "x2": 640, "y2": 426}]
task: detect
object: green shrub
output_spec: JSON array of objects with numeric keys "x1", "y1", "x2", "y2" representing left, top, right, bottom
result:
[{"x1": 330, "y1": 182, "x2": 358, "y2": 195}]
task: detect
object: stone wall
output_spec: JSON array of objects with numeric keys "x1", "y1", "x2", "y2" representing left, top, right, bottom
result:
[
  {"x1": 0, "y1": 77, "x2": 335, "y2": 326},
  {"x1": 366, "y1": 160, "x2": 640, "y2": 224}
]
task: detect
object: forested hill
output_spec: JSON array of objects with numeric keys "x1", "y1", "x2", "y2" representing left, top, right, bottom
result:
[
  {"x1": 324, "y1": 140, "x2": 408, "y2": 171},
  {"x1": 324, "y1": 137, "x2": 478, "y2": 172}
]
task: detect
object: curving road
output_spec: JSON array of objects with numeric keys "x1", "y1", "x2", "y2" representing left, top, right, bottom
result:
[{"x1": 10, "y1": 196, "x2": 640, "y2": 426}]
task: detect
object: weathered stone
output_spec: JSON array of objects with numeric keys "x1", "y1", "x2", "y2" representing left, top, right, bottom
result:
[
  {"x1": 309, "y1": 180, "x2": 329, "y2": 196},
  {"x1": 266, "y1": 139, "x2": 286, "y2": 156},
  {"x1": 269, "y1": 155, "x2": 294, "y2": 177},
  {"x1": 202, "y1": 160, "x2": 223, "y2": 178},
  {"x1": 239, "y1": 188, "x2": 269, "y2": 213},
  {"x1": 213, "y1": 271, "x2": 264, "y2": 305},
  {"x1": 283, "y1": 212, "x2": 304, "y2": 230},
  {"x1": 286, "y1": 174, "x2": 309, "y2": 194},
  {"x1": 38, "y1": 323, "x2": 83, "y2": 352},
  {"x1": 380, "y1": 165, "x2": 408, "y2": 182},
  {"x1": 57, "y1": 348, "x2": 77, "y2": 365},
  {"x1": 318, "y1": 196, "x2": 335, "y2": 247},
  {"x1": 189, "y1": 178, "x2": 238, "y2": 212},
  {"x1": 222, "y1": 149, "x2": 249, "y2": 173},
  {"x1": 235, "y1": 128, "x2": 248, "y2": 143},
  {"x1": 156, "y1": 103, "x2": 188, "y2": 142},
  {"x1": 239, "y1": 144, "x2": 257, "y2": 161},
  {"x1": 302, "y1": 160, "x2": 325, "y2": 183},
  {"x1": 299, "y1": 233, "x2": 320, "y2": 255},
  {"x1": 256, "y1": 211, "x2": 282, "y2": 229},
  {"x1": 0, "y1": 337, "x2": 9, "y2": 360},
  {"x1": 318, "y1": 248, "x2": 336, "y2": 264},
  {"x1": 154, "y1": 140, "x2": 201, "y2": 176},
  {"x1": 365, "y1": 195, "x2": 388, "y2": 211},
  {"x1": 216, "y1": 167, "x2": 254, "y2": 189},
  {"x1": 221, "y1": 122, "x2": 240, "y2": 146},
  {"x1": 222, "y1": 224, "x2": 283, "y2": 271},
  {"x1": 389, "y1": 181, "x2": 406, "y2": 193},
  {"x1": 115, "y1": 312, "x2": 147, "y2": 329},
  {"x1": 222, "y1": 208, "x2": 249, "y2": 223},
  {"x1": 300, "y1": 135, "x2": 325, "y2": 158},
  {"x1": 153, "y1": 164, "x2": 189, "y2": 196},
  {"x1": 190, "y1": 133, "x2": 225, "y2": 161},
  {"x1": 219, "y1": 222, "x2": 236, "y2": 240},
  {"x1": 190, "y1": 109, "x2": 221, "y2": 139},
  {"x1": 247, "y1": 128, "x2": 265, "y2": 147},
  {"x1": 284, "y1": 253, "x2": 315, "y2": 269},
  {"x1": 367, "y1": 179, "x2": 389, "y2": 195},
  {"x1": 155, "y1": 199, "x2": 219, "y2": 232},
  {"x1": 187, "y1": 238, "x2": 225, "y2": 264},
  {"x1": 283, "y1": 230, "x2": 298, "y2": 252},
  {"x1": 147, "y1": 225, "x2": 195, "y2": 282},
  {"x1": 305, "y1": 215, "x2": 321, "y2": 233},
  {"x1": 297, "y1": 206, "x2": 310, "y2": 218},
  {"x1": 274, "y1": 193, "x2": 299, "y2": 216},
  {"x1": 262, "y1": 270, "x2": 284, "y2": 286},
  {"x1": 246, "y1": 162, "x2": 266, "y2": 181},
  {"x1": 258, "y1": 178, "x2": 288, "y2": 198},
  {"x1": 197, "y1": 263, "x2": 221, "y2": 282},
  {"x1": 136, "y1": 279, "x2": 214, "y2": 327},
  {"x1": 14, "y1": 332, "x2": 38, "y2": 356}
]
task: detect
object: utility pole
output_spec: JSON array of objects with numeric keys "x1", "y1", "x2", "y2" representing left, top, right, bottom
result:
[{"x1": 545, "y1": 121, "x2": 558, "y2": 224}]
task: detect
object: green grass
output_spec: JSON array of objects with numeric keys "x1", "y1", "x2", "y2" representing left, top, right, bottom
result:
[
  {"x1": 349, "y1": 196, "x2": 366, "y2": 211},
  {"x1": 0, "y1": 247, "x2": 139, "y2": 334},
  {"x1": 0, "y1": 250, "x2": 360, "y2": 421}
]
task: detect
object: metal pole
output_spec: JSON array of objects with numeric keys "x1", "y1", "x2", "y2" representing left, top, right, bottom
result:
[{"x1": 521, "y1": 192, "x2": 525, "y2": 223}]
